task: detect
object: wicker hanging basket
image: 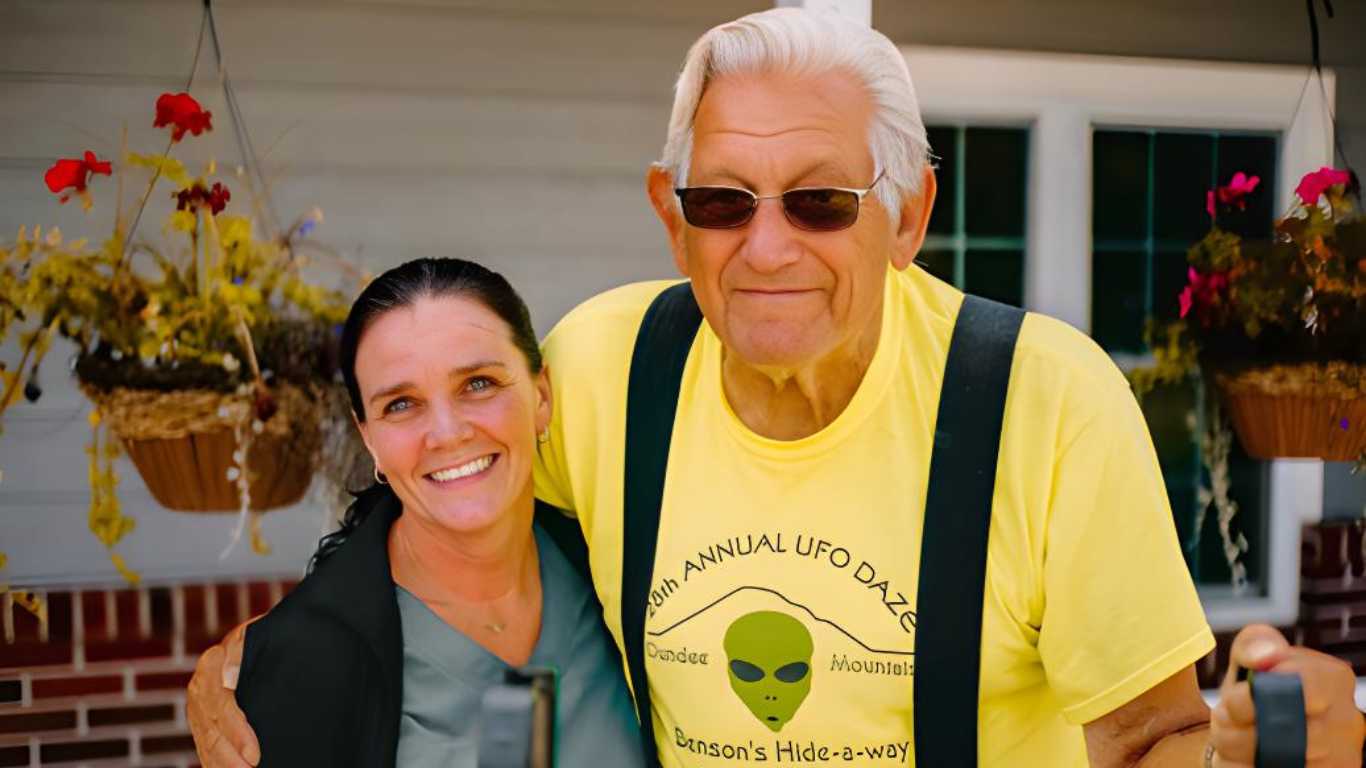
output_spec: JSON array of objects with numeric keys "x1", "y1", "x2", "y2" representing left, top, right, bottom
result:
[
  {"x1": 81, "y1": 383, "x2": 322, "y2": 512},
  {"x1": 1214, "y1": 362, "x2": 1366, "y2": 461}
]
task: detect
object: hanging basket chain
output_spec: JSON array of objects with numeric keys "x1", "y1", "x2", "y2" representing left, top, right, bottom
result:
[
  {"x1": 119, "y1": 8, "x2": 208, "y2": 264},
  {"x1": 205, "y1": 0, "x2": 282, "y2": 240},
  {"x1": 1304, "y1": 0, "x2": 1358, "y2": 185}
]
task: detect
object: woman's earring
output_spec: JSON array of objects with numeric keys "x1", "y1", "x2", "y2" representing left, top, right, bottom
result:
[
  {"x1": 374, "y1": 466, "x2": 388, "y2": 485},
  {"x1": 537, "y1": 429, "x2": 550, "y2": 445}
]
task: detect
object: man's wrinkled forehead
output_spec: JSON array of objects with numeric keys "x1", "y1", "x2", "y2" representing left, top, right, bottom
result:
[{"x1": 687, "y1": 69, "x2": 876, "y2": 186}]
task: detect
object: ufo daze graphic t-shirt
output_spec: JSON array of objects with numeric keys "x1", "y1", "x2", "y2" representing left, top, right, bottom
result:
[{"x1": 535, "y1": 267, "x2": 1214, "y2": 767}]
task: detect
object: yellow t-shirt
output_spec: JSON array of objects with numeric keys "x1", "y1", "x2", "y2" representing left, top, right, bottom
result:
[{"x1": 535, "y1": 265, "x2": 1214, "y2": 767}]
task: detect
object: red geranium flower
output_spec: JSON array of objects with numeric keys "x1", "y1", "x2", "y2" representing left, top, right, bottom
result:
[
  {"x1": 1205, "y1": 172, "x2": 1260, "y2": 218},
  {"x1": 1294, "y1": 166, "x2": 1352, "y2": 206},
  {"x1": 1178, "y1": 267, "x2": 1229, "y2": 320},
  {"x1": 44, "y1": 150, "x2": 112, "y2": 204},
  {"x1": 154, "y1": 92, "x2": 213, "y2": 142},
  {"x1": 175, "y1": 182, "x2": 231, "y2": 215}
]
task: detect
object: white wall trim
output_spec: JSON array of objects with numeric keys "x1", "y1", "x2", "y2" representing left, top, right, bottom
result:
[
  {"x1": 902, "y1": 46, "x2": 1334, "y2": 628},
  {"x1": 775, "y1": 0, "x2": 871, "y2": 26}
]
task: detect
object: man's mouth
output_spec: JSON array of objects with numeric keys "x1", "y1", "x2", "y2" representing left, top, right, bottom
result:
[{"x1": 736, "y1": 288, "x2": 816, "y2": 297}]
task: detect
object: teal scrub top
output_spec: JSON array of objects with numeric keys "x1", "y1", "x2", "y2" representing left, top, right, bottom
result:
[{"x1": 394, "y1": 523, "x2": 646, "y2": 768}]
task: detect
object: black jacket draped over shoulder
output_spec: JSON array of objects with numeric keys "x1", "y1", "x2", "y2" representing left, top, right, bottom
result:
[
  {"x1": 235, "y1": 488, "x2": 405, "y2": 768},
  {"x1": 233, "y1": 488, "x2": 594, "y2": 768}
]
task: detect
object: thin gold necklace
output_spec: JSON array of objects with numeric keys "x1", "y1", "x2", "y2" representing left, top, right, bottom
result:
[{"x1": 394, "y1": 523, "x2": 526, "y2": 636}]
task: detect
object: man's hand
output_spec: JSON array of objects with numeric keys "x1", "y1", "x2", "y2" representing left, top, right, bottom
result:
[
  {"x1": 1210, "y1": 624, "x2": 1364, "y2": 767},
  {"x1": 187, "y1": 621, "x2": 261, "y2": 768}
]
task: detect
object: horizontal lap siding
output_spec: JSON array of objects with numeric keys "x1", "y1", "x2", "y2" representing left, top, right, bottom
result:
[{"x1": 1, "y1": 0, "x2": 716, "y2": 586}]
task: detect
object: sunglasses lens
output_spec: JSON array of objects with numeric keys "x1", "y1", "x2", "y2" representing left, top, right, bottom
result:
[
  {"x1": 783, "y1": 188, "x2": 860, "y2": 231},
  {"x1": 678, "y1": 188, "x2": 755, "y2": 228}
]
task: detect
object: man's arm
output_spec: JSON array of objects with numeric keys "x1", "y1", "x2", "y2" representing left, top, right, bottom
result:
[
  {"x1": 1084, "y1": 662, "x2": 1208, "y2": 767},
  {"x1": 1085, "y1": 624, "x2": 1365, "y2": 767},
  {"x1": 188, "y1": 621, "x2": 260, "y2": 768}
]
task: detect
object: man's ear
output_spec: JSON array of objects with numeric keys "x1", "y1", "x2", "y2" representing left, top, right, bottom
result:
[
  {"x1": 891, "y1": 166, "x2": 937, "y2": 271},
  {"x1": 647, "y1": 163, "x2": 690, "y2": 277}
]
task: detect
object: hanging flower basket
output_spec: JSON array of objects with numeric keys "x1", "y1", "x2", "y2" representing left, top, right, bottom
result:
[
  {"x1": 1215, "y1": 362, "x2": 1366, "y2": 461},
  {"x1": 82, "y1": 383, "x2": 323, "y2": 512},
  {"x1": 1136, "y1": 166, "x2": 1366, "y2": 464},
  {"x1": 0, "y1": 78, "x2": 361, "y2": 581}
]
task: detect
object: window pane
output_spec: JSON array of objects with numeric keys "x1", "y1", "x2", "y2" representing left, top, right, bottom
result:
[
  {"x1": 1215, "y1": 134, "x2": 1279, "y2": 240},
  {"x1": 1152, "y1": 249, "x2": 1189, "y2": 325},
  {"x1": 1194, "y1": 444, "x2": 1267, "y2": 587},
  {"x1": 1153, "y1": 132, "x2": 1215, "y2": 244},
  {"x1": 1090, "y1": 126, "x2": 1278, "y2": 590},
  {"x1": 926, "y1": 125, "x2": 957, "y2": 237},
  {"x1": 964, "y1": 249, "x2": 1023, "y2": 307},
  {"x1": 1139, "y1": 381, "x2": 1201, "y2": 569},
  {"x1": 1093, "y1": 130, "x2": 1149, "y2": 242},
  {"x1": 964, "y1": 127, "x2": 1028, "y2": 238},
  {"x1": 919, "y1": 249, "x2": 955, "y2": 285},
  {"x1": 1091, "y1": 250, "x2": 1146, "y2": 352},
  {"x1": 1141, "y1": 381, "x2": 1268, "y2": 588}
]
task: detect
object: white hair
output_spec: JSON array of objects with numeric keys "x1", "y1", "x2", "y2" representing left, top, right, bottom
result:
[{"x1": 659, "y1": 8, "x2": 930, "y2": 224}]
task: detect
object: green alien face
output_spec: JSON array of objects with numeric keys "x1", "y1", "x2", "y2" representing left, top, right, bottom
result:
[{"x1": 723, "y1": 611, "x2": 814, "y2": 732}]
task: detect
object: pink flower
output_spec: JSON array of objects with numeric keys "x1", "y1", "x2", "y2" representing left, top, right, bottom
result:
[
  {"x1": 1178, "y1": 267, "x2": 1229, "y2": 320},
  {"x1": 1226, "y1": 172, "x2": 1260, "y2": 197},
  {"x1": 1207, "y1": 172, "x2": 1261, "y2": 218},
  {"x1": 1295, "y1": 166, "x2": 1351, "y2": 205}
]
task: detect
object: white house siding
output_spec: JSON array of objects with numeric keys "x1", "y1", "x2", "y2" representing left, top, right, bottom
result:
[{"x1": 1, "y1": 0, "x2": 1360, "y2": 586}]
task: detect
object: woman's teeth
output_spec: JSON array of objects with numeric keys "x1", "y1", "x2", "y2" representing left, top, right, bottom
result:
[{"x1": 428, "y1": 455, "x2": 495, "y2": 482}]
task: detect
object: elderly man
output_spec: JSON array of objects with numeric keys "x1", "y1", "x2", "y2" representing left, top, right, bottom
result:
[{"x1": 187, "y1": 8, "x2": 1365, "y2": 767}]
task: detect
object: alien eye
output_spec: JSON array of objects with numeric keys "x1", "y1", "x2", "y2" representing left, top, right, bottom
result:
[
  {"x1": 729, "y1": 659, "x2": 765, "y2": 682},
  {"x1": 774, "y1": 661, "x2": 809, "y2": 683}
]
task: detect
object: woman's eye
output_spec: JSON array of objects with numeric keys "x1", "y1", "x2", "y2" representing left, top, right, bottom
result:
[
  {"x1": 383, "y1": 397, "x2": 412, "y2": 415},
  {"x1": 467, "y1": 376, "x2": 495, "y2": 393}
]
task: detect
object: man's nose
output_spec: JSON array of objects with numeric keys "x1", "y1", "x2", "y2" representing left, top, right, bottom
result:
[{"x1": 739, "y1": 197, "x2": 802, "y2": 274}]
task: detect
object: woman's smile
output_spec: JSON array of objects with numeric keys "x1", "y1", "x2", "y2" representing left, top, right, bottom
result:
[{"x1": 423, "y1": 453, "x2": 499, "y2": 487}]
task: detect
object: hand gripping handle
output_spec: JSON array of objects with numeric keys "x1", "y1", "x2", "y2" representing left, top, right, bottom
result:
[{"x1": 1239, "y1": 668, "x2": 1307, "y2": 768}]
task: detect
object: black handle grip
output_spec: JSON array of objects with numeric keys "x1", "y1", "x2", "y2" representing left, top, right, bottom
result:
[{"x1": 1246, "y1": 671, "x2": 1307, "y2": 768}]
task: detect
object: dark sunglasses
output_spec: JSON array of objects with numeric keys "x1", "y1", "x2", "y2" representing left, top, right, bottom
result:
[{"x1": 674, "y1": 171, "x2": 884, "y2": 232}]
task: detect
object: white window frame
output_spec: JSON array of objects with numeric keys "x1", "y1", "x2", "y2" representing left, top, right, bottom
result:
[{"x1": 904, "y1": 46, "x2": 1336, "y2": 631}]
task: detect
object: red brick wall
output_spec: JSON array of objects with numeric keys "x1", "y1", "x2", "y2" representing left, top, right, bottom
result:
[
  {"x1": 1, "y1": 579, "x2": 296, "y2": 768},
  {"x1": 1300, "y1": 522, "x2": 1366, "y2": 672}
]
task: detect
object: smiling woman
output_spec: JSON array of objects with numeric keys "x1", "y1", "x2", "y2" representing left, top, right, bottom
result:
[
  {"x1": 354, "y1": 297, "x2": 546, "y2": 548},
  {"x1": 228, "y1": 258, "x2": 646, "y2": 768}
]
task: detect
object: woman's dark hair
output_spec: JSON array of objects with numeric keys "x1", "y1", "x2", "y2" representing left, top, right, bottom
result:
[{"x1": 309, "y1": 258, "x2": 542, "y2": 572}]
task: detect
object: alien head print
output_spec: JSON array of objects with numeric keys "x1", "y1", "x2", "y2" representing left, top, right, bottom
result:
[{"x1": 723, "y1": 611, "x2": 814, "y2": 732}]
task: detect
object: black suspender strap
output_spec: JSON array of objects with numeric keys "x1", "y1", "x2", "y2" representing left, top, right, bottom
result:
[
  {"x1": 913, "y1": 294, "x2": 1025, "y2": 767},
  {"x1": 621, "y1": 283, "x2": 703, "y2": 768},
  {"x1": 534, "y1": 499, "x2": 591, "y2": 582}
]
